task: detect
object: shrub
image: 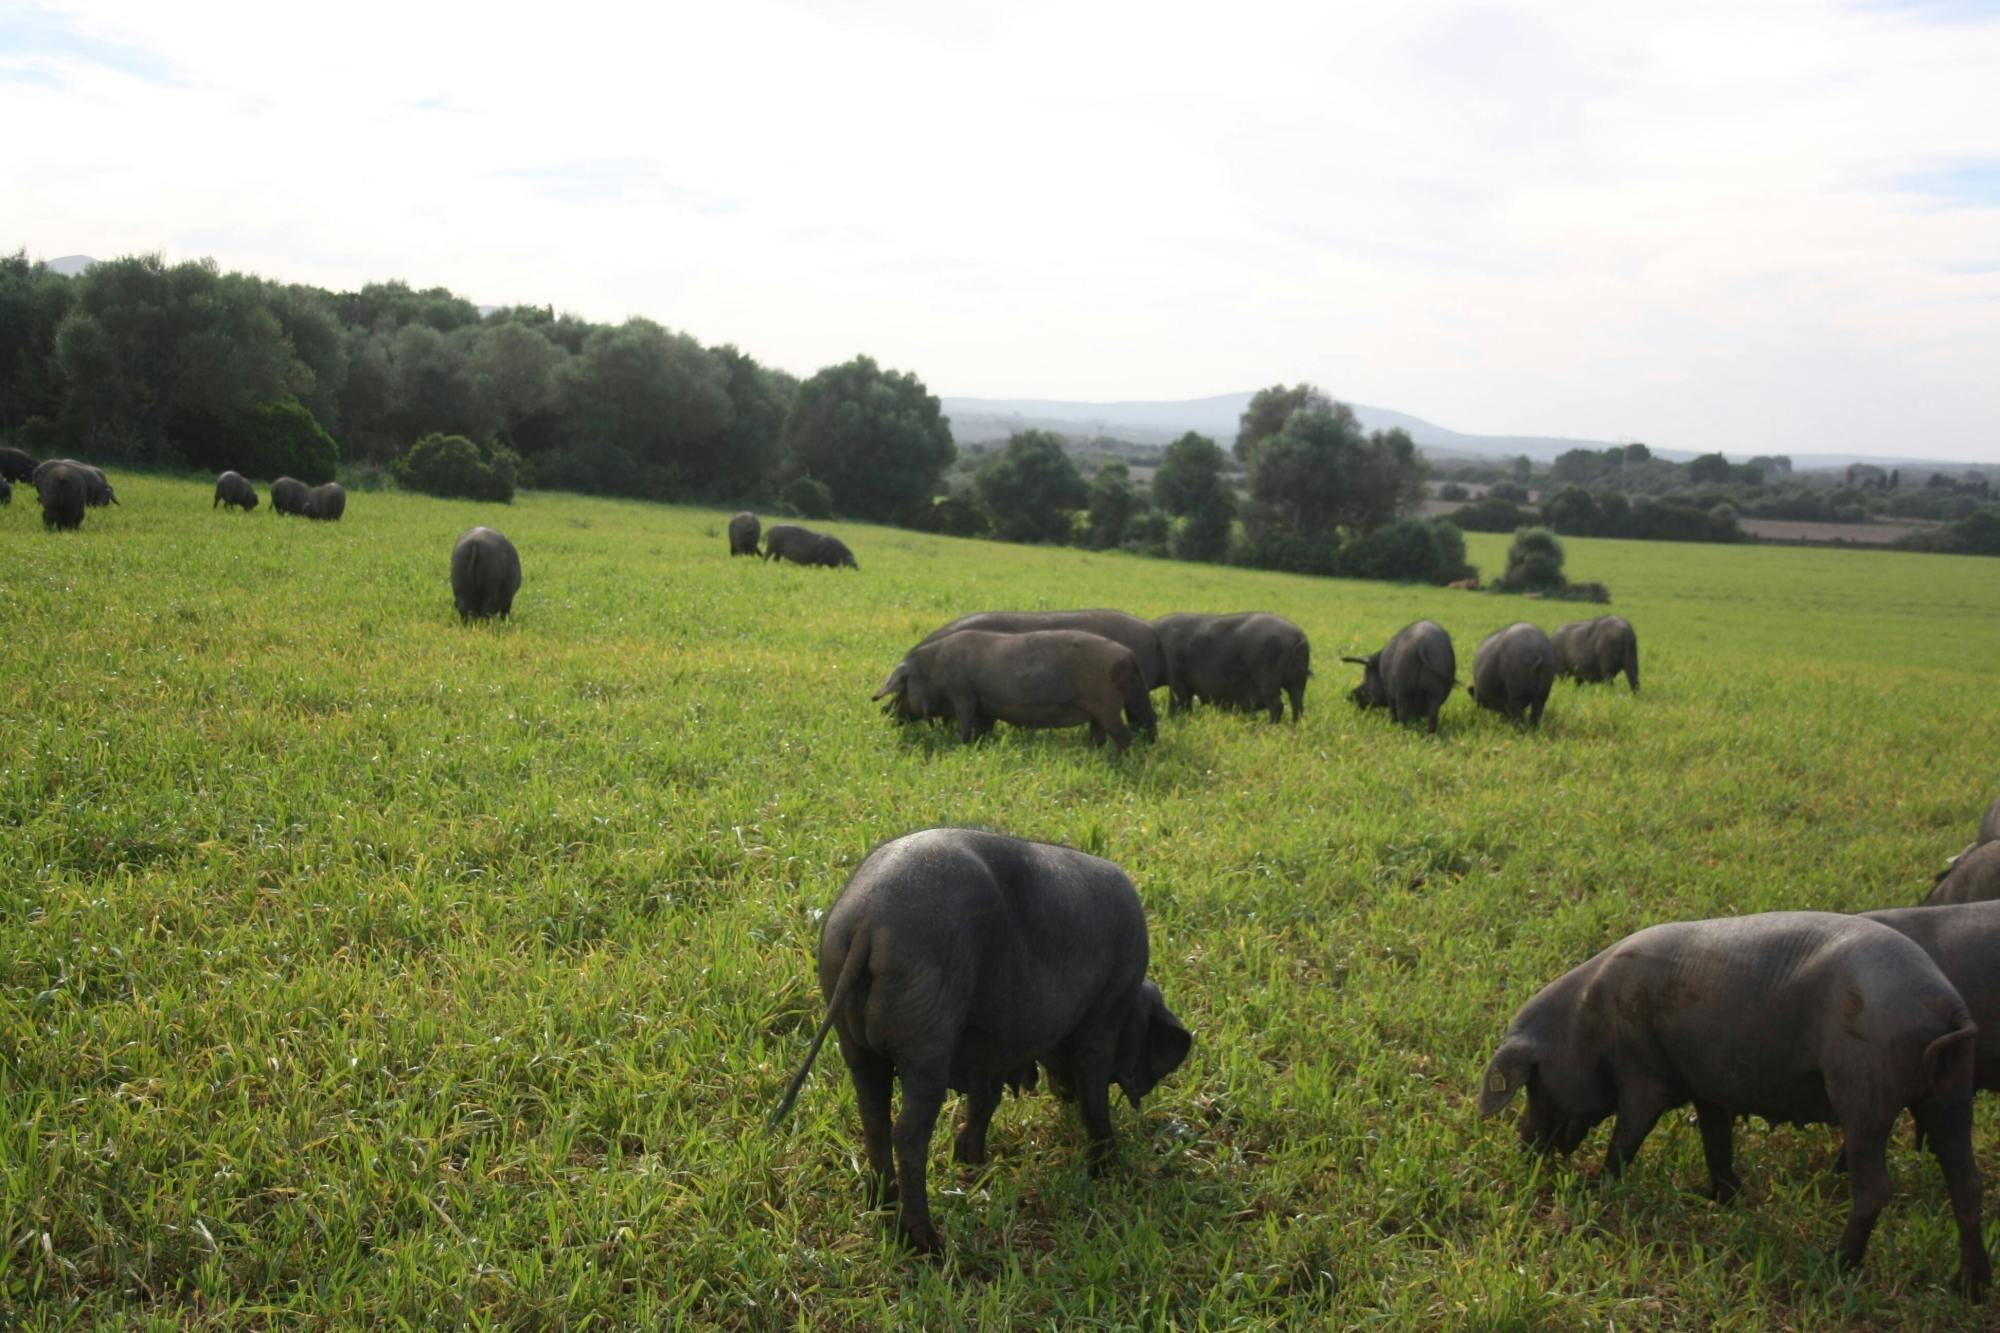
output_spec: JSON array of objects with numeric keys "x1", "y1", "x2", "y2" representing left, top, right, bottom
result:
[
  {"x1": 393, "y1": 433, "x2": 517, "y2": 502},
  {"x1": 1332, "y1": 518, "x2": 1475, "y2": 584},
  {"x1": 1497, "y1": 526, "x2": 1566, "y2": 592},
  {"x1": 1488, "y1": 481, "x2": 1529, "y2": 503},
  {"x1": 926, "y1": 492, "x2": 988, "y2": 538},
  {"x1": 178, "y1": 398, "x2": 340, "y2": 484},
  {"x1": 1171, "y1": 504, "x2": 1233, "y2": 563},
  {"x1": 782, "y1": 475, "x2": 833, "y2": 519},
  {"x1": 1122, "y1": 510, "x2": 1172, "y2": 558},
  {"x1": 1437, "y1": 481, "x2": 1468, "y2": 501}
]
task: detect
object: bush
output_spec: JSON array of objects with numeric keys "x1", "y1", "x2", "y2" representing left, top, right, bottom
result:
[
  {"x1": 1437, "y1": 481, "x2": 1468, "y2": 501},
  {"x1": 782, "y1": 475, "x2": 833, "y2": 519},
  {"x1": 1171, "y1": 504, "x2": 1233, "y2": 563},
  {"x1": 1497, "y1": 526, "x2": 1567, "y2": 592},
  {"x1": 1332, "y1": 518, "x2": 1475, "y2": 584},
  {"x1": 1122, "y1": 510, "x2": 1172, "y2": 558},
  {"x1": 1899, "y1": 504, "x2": 2000, "y2": 556},
  {"x1": 926, "y1": 492, "x2": 988, "y2": 538},
  {"x1": 178, "y1": 398, "x2": 340, "y2": 484},
  {"x1": 1488, "y1": 481, "x2": 1529, "y2": 503},
  {"x1": 393, "y1": 433, "x2": 517, "y2": 502}
]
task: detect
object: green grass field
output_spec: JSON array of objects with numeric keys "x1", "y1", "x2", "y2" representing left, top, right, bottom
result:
[{"x1": 4, "y1": 475, "x2": 1999, "y2": 1328}]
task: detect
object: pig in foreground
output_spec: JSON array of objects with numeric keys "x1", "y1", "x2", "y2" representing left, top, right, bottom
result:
[
  {"x1": 1863, "y1": 901, "x2": 2000, "y2": 1104},
  {"x1": 1552, "y1": 614, "x2": 1639, "y2": 692},
  {"x1": 727, "y1": 510, "x2": 760, "y2": 556},
  {"x1": 875, "y1": 628, "x2": 1157, "y2": 753},
  {"x1": 919, "y1": 610, "x2": 1168, "y2": 692},
  {"x1": 1468, "y1": 622, "x2": 1557, "y2": 727},
  {"x1": 1152, "y1": 611, "x2": 1310, "y2": 724},
  {"x1": 1343, "y1": 620, "x2": 1455, "y2": 734},
  {"x1": 450, "y1": 526, "x2": 522, "y2": 623},
  {"x1": 770, "y1": 828, "x2": 1191, "y2": 1254},
  {"x1": 1479, "y1": 910, "x2": 1988, "y2": 1297},
  {"x1": 34, "y1": 461, "x2": 87, "y2": 530}
]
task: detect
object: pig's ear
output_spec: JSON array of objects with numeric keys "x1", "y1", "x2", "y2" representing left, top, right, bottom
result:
[{"x1": 1478, "y1": 1041, "x2": 1532, "y2": 1117}]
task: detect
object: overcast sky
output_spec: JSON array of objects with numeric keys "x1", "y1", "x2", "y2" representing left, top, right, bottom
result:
[{"x1": 5, "y1": 0, "x2": 1999, "y2": 460}]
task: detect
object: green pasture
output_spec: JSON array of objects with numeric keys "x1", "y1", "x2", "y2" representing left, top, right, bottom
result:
[{"x1": 3, "y1": 475, "x2": 1999, "y2": 1328}]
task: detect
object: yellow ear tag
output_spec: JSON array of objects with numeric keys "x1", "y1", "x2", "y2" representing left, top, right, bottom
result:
[{"x1": 1487, "y1": 1071, "x2": 1507, "y2": 1093}]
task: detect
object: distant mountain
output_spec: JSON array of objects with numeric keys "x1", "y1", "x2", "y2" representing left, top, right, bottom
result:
[
  {"x1": 940, "y1": 391, "x2": 1692, "y2": 463},
  {"x1": 47, "y1": 254, "x2": 98, "y2": 277}
]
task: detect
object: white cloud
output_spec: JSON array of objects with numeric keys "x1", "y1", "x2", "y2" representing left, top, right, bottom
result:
[{"x1": 5, "y1": 0, "x2": 2000, "y2": 458}]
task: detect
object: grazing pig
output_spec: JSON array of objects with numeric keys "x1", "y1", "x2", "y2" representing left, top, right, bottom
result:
[
  {"x1": 728, "y1": 510, "x2": 760, "y2": 556},
  {"x1": 769, "y1": 828, "x2": 1191, "y2": 1254},
  {"x1": 874, "y1": 629, "x2": 1156, "y2": 753},
  {"x1": 1862, "y1": 902, "x2": 2000, "y2": 1105},
  {"x1": 34, "y1": 459, "x2": 116, "y2": 507},
  {"x1": 1480, "y1": 911, "x2": 1988, "y2": 1297},
  {"x1": 270, "y1": 476, "x2": 312, "y2": 516},
  {"x1": 1152, "y1": 611, "x2": 1310, "y2": 723},
  {"x1": 1552, "y1": 614, "x2": 1640, "y2": 692},
  {"x1": 920, "y1": 611, "x2": 1168, "y2": 692},
  {"x1": 305, "y1": 482, "x2": 345, "y2": 521},
  {"x1": 1933, "y1": 794, "x2": 2000, "y2": 887},
  {"x1": 763, "y1": 523, "x2": 857, "y2": 569},
  {"x1": 450, "y1": 526, "x2": 523, "y2": 623},
  {"x1": 0, "y1": 445, "x2": 36, "y2": 483},
  {"x1": 1342, "y1": 620, "x2": 1456, "y2": 734},
  {"x1": 34, "y1": 460, "x2": 87, "y2": 530},
  {"x1": 213, "y1": 470, "x2": 259, "y2": 511},
  {"x1": 1468, "y1": 622, "x2": 1558, "y2": 727},
  {"x1": 1926, "y1": 842, "x2": 2000, "y2": 907}
]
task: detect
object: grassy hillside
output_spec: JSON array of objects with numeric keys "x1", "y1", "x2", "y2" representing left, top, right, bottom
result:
[{"x1": 3, "y1": 477, "x2": 1999, "y2": 1327}]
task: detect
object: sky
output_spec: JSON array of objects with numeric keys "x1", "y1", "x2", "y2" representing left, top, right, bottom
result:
[{"x1": 4, "y1": 0, "x2": 2000, "y2": 461}]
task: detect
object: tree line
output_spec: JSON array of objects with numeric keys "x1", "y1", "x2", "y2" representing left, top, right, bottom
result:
[
  {"x1": 3, "y1": 251, "x2": 1479, "y2": 580},
  {"x1": 0, "y1": 250, "x2": 953, "y2": 520}
]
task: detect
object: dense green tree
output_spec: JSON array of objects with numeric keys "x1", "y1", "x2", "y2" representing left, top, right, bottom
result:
[
  {"x1": 1687, "y1": 452, "x2": 1732, "y2": 485},
  {"x1": 52, "y1": 255, "x2": 312, "y2": 461},
  {"x1": 1244, "y1": 406, "x2": 1424, "y2": 540},
  {"x1": 1152, "y1": 431, "x2": 1236, "y2": 562},
  {"x1": 781, "y1": 355, "x2": 954, "y2": 524},
  {"x1": 334, "y1": 280, "x2": 481, "y2": 335},
  {"x1": 382, "y1": 323, "x2": 492, "y2": 448},
  {"x1": 1550, "y1": 447, "x2": 1607, "y2": 486},
  {"x1": 1234, "y1": 383, "x2": 1330, "y2": 466},
  {"x1": 0, "y1": 251, "x2": 75, "y2": 432},
  {"x1": 710, "y1": 346, "x2": 795, "y2": 501},
  {"x1": 557, "y1": 318, "x2": 733, "y2": 496},
  {"x1": 976, "y1": 430, "x2": 1087, "y2": 543},
  {"x1": 263, "y1": 282, "x2": 349, "y2": 435},
  {"x1": 1542, "y1": 486, "x2": 1602, "y2": 535},
  {"x1": 467, "y1": 320, "x2": 570, "y2": 457},
  {"x1": 1085, "y1": 461, "x2": 1142, "y2": 549}
]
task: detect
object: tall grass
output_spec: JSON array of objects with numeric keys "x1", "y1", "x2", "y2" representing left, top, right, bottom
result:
[{"x1": 2, "y1": 477, "x2": 1997, "y2": 1327}]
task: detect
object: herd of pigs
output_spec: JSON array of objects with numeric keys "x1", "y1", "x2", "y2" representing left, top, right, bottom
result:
[{"x1": 14, "y1": 463, "x2": 2000, "y2": 1297}]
